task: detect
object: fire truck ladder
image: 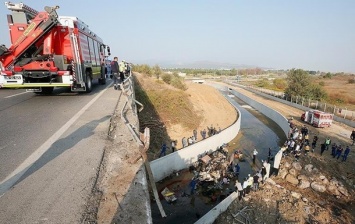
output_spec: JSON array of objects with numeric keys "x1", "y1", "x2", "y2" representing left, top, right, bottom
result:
[
  {"x1": 5, "y1": 2, "x2": 39, "y2": 20},
  {"x1": 69, "y1": 29, "x2": 85, "y2": 91}
]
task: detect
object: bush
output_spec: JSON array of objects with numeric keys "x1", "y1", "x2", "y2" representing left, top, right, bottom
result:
[
  {"x1": 161, "y1": 73, "x2": 172, "y2": 84},
  {"x1": 256, "y1": 78, "x2": 269, "y2": 88},
  {"x1": 348, "y1": 78, "x2": 355, "y2": 84},
  {"x1": 273, "y1": 78, "x2": 287, "y2": 90},
  {"x1": 319, "y1": 81, "x2": 325, "y2": 86},
  {"x1": 171, "y1": 76, "x2": 187, "y2": 90}
]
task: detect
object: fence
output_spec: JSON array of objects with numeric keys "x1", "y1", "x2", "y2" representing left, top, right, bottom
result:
[{"x1": 231, "y1": 82, "x2": 355, "y2": 128}]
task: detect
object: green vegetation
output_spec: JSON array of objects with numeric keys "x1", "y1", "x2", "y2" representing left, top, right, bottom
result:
[
  {"x1": 284, "y1": 69, "x2": 328, "y2": 101},
  {"x1": 133, "y1": 64, "x2": 187, "y2": 91},
  {"x1": 273, "y1": 78, "x2": 287, "y2": 90}
]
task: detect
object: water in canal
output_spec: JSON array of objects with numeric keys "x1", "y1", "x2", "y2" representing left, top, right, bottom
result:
[{"x1": 151, "y1": 92, "x2": 287, "y2": 224}]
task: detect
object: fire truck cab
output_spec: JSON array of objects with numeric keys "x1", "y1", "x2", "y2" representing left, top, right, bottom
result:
[
  {"x1": 0, "y1": 2, "x2": 110, "y2": 93},
  {"x1": 301, "y1": 110, "x2": 333, "y2": 128}
]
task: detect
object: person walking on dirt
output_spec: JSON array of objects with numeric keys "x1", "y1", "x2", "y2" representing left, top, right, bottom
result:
[
  {"x1": 342, "y1": 146, "x2": 350, "y2": 161},
  {"x1": 325, "y1": 137, "x2": 331, "y2": 150},
  {"x1": 242, "y1": 177, "x2": 249, "y2": 196},
  {"x1": 311, "y1": 135, "x2": 318, "y2": 152},
  {"x1": 182, "y1": 137, "x2": 187, "y2": 148},
  {"x1": 351, "y1": 129, "x2": 355, "y2": 145},
  {"x1": 110, "y1": 57, "x2": 120, "y2": 90},
  {"x1": 193, "y1": 129, "x2": 198, "y2": 141},
  {"x1": 320, "y1": 143, "x2": 326, "y2": 155},
  {"x1": 235, "y1": 180, "x2": 243, "y2": 200},
  {"x1": 261, "y1": 166, "x2": 266, "y2": 183},
  {"x1": 331, "y1": 143, "x2": 337, "y2": 157},
  {"x1": 335, "y1": 145, "x2": 343, "y2": 159},
  {"x1": 252, "y1": 149, "x2": 258, "y2": 164},
  {"x1": 171, "y1": 140, "x2": 176, "y2": 152},
  {"x1": 253, "y1": 173, "x2": 259, "y2": 191},
  {"x1": 201, "y1": 129, "x2": 207, "y2": 139}
]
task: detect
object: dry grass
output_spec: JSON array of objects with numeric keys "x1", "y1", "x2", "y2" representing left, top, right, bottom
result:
[{"x1": 313, "y1": 75, "x2": 355, "y2": 110}]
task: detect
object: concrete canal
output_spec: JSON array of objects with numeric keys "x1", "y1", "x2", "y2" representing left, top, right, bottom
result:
[{"x1": 151, "y1": 90, "x2": 287, "y2": 224}]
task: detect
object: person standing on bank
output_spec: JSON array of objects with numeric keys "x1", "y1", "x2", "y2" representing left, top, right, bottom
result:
[
  {"x1": 119, "y1": 60, "x2": 126, "y2": 83},
  {"x1": 252, "y1": 149, "x2": 258, "y2": 164},
  {"x1": 110, "y1": 57, "x2": 120, "y2": 90}
]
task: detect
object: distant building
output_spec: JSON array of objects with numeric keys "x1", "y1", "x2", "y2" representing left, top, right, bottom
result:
[{"x1": 178, "y1": 72, "x2": 186, "y2": 77}]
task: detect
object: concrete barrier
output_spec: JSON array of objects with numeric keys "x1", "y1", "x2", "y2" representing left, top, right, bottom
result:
[
  {"x1": 229, "y1": 89, "x2": 290, "y2": 137},
  {"x1": 150, "y1": 97, "x2": 241, "y2": 182},
  {"x1": 195, "y1": 192, "x2": 238, "y2": 224}
]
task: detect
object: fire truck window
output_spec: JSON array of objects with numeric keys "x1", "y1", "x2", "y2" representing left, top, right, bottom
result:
[
  {"x1": 93, "y1": 40, "x2": 100, "y2": 66},
  {"x1": 87, "y1": 37, "x2": 95, "y2": 65}
]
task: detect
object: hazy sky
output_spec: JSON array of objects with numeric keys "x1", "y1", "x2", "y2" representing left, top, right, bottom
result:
[{"x1": 0, "y1": 0, "x2": 354, "y2": 72}]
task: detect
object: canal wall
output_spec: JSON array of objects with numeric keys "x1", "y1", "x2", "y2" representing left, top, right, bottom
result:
[
  {"x1": 228, "y1": 88, "x2": 290, "y2": 137},
  {"x1": 150, "y1": 95, "x2": 241, "y2": 182}
]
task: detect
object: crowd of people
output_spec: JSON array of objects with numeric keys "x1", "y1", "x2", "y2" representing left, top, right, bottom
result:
[
  {"x1": 109, "y1": 57, "x2": 131, "y2": 90},
  {"x1": 181, "y1": 125, "x2": 222, "y2": 148},
  {"x1": 284, "y1": 119, "x2": 352, "y2": 162}
]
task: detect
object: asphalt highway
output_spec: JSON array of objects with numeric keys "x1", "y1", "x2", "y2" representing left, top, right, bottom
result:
[{"x1": 0, "y1": 80, "x2": 118, "y2": 223}]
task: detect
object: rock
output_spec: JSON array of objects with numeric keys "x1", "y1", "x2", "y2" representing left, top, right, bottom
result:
[
  {"x1": 289, "y1": 168, "x2": 297, "y2": 176},
  {"x1": 319, "y1": 175, "x2": 326, "y2": 180},
  {"x1": 338, "y1": 186, "x2": 349, "y2": 197},
  {"x1": 263, "y1": 198, "x2": 270, "y2": 202},
  {"x1": 243, "y1": 196, "x2": 250, "y2": 202},
  {"x1": 284, "y1": 161, "x2": 291, "y2": 168},
  {"x1": 286, "y1": 174, "x2": 299, "y2": 185},
  {"x1": 311, "y1": 182, "x2": 326, "y2": 192},
  {"x1": 302, "y1": 197, "x2": 308, "y2": 203},
  {"x1": 292, "y1": 162, "x2": 302, "y2": 171},
  {"x1": 291, "y1": 191, "x2": 301, "y2": 199},
  {"x1": 327, "y1": 185, "x2": 340, "y2": 196},
  {"x1": 321, "y1": 177, "x2": 329, "y2": 185},
  {"x1": 279, "y1": 169, "x2": 288, "y2": 179},
  {"x1": 304, "y1": 164, "x2": 313, "y2": 172},
  {"x1": 297, "y1": 175, "x2": 309, "y2": 181},
  {"x1": 275, "y1": 184, "x2": 284, "y2": 189},
  {"x1": 312, "y1": 167, "x2": 319, "y2": 173},
  {"x1": 329, "y1": 178, "x2": 340, "y2": 186},
  {"x1": 265, "y1": 178, "x2": 276, "y2": 185},
  {"x1": 298, "y1": 180, "x2": 311, "y2": 189}
]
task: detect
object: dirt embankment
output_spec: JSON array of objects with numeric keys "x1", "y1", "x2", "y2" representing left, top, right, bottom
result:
[{"x1": 134, "y1": 73, "x2": 237, "y2": 159}]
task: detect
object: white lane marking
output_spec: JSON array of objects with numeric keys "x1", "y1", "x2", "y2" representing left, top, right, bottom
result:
[
  {"x1": 4, "y1": 91, "x2": 29, "y2": 98},
  {"x1": 0, "y1": 82, "x2": 113, "y2": 197}
]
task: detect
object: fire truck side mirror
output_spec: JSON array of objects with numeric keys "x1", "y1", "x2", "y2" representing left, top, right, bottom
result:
[{"x1": 107, "y1": 46, "x2": 111, "y2": 56}]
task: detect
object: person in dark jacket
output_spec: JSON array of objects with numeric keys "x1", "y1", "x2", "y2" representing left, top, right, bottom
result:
[{"x1": 110, "y1": 57, "x2": 119, "y2": 89}]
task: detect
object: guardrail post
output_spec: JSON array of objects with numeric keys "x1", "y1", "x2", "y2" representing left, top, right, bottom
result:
[{"x1": 344, "y1": 108, "x2": 347, "y2": 119}]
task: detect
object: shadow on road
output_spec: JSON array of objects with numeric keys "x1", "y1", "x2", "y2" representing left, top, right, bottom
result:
[{"x1": 1, "y1": 115, "x2": 109, "y2": 194}]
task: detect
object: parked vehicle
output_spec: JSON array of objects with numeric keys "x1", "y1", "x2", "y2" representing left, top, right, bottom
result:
[
  {"x1": 301, "y1": 110, "x2": 333, "y2": 128},
  {"x1": 0, "y1": 2, "x2": 110, "y2": 93}
]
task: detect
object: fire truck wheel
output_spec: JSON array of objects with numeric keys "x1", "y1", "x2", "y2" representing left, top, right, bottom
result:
[{"x1": 85, "y1": 75, "x2": 92, "y2": 93}]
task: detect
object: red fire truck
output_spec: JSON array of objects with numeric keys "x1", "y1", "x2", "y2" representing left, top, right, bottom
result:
[
  {"x1": 301, "y1": 110, "x2": 333, "y2": 128},
  {"x1": 0, "y1": 2, "x2": 110, "y2": 93}
]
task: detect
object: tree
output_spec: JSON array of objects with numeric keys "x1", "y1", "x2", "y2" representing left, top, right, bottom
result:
[
  {"x1": 284, "y1": 69, "x2": 311, "y2": 98},
  {"x1": 153, "y1": 65, "x2": 162, "y2": 79},
  {"x1": 285, "y1": 69, "x2": 327, "y2": 101}
]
